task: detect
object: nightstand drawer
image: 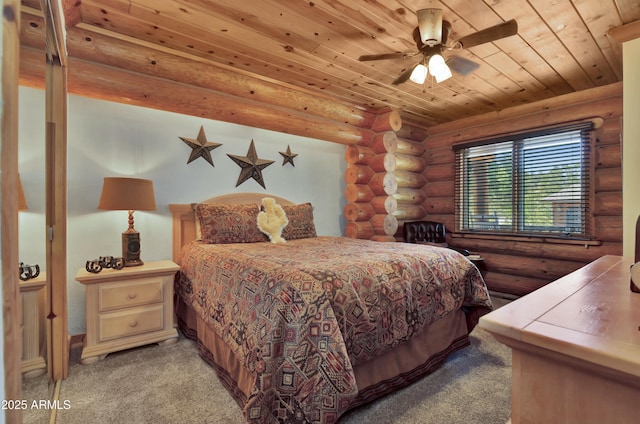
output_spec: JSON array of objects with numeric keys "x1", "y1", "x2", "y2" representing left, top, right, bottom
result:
[
  {"x1": 98, "y1": 277, "x2": 164, "y2": 312},
  {"x1": 98, "y1": 305, "x2": 164, "y2": 342}
]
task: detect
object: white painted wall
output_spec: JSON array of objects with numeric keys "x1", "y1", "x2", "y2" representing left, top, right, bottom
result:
[
  {"x1": 623, "y1": 37, "x2": 640, "y2": 257},
  {"x1": 18, "y1": 86, "x2": 347, "y2": 335}
]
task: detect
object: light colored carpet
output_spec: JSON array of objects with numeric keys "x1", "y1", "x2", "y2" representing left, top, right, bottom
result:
[{"x1": 31, "y1": 298, "x2": 513, "y2": 424}]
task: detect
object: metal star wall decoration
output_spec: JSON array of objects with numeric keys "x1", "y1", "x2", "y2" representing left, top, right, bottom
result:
[
  {"x1": 279, "y1": 145, "x2": 298, "y2": 167},
  {"x1": 179, "y1": 125, "x2": 222, "y2": 167},
  {"x1": 227, "y1": 140, "x2": 275, "y2": 189}
]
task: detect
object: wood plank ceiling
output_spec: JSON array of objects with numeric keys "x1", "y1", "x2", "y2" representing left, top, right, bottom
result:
[{"x1": 20, "y1": 0, "x2": 640, "y2": 126}]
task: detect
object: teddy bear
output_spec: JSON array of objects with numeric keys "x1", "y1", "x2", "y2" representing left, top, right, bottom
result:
[{"x1": 257, "y1": 197, "x2": 289, "y2": 243}]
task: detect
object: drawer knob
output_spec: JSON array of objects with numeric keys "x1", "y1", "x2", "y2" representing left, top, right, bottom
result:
[
  {"x1": 128, "y1": 292, "x2": 137, "y2": 299},
  {"x1": 129, "y1": 320, "x2": 138, "y2": 328}
]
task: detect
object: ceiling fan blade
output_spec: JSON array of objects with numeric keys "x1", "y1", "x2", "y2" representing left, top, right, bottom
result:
[
  {"x1": 447, "y1": 55, "x2": 480, "y2": 76},
  {"x1": 456, "y1": 19, "x2": 518, "y2": 49},
  {"x1": 359, "y1": 52, "x2": 410, "y2": 61},
  {"x1": 392, "y1": 63, "x2": 419, "y2": 85}
]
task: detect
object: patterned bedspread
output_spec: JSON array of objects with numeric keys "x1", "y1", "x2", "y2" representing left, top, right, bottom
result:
[{"x1": 176, "y1": 236, "x2": 491, "y2": 423}]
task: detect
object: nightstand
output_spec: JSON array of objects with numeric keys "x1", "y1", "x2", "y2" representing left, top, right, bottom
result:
[
  {"x1": 75, "y1": 260, "x2": 180, "y2": 364},
  {"x1": 468, "y1": 255, "x2": 486, "y2": 277},
  {"x1": 20, "y1": 273, "x2": 47, "y2": 378}
]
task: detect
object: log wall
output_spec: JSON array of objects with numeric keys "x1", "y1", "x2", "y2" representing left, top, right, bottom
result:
[
  {"x1": 343, "y1": 111, "x2": 430, "y2": 242},
  {"x1": 421, "y1": 83, "x2": 623, "y2": 296}
]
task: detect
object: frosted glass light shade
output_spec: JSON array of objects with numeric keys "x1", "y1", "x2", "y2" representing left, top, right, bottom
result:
[
  {"x1": 434, "y1": 65, "x2": 453, "y2": 83},
  {"x1": 428, "y1": 55, "x2": 447, "y2": 76},
  {"x1": 409, "y1": 64, "x2": 428, "y2": 84}
]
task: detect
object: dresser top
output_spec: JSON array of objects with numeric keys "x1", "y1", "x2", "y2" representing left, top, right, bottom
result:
[{"x1": 479, "y1": 255, "x2": 640, "y2": 377}]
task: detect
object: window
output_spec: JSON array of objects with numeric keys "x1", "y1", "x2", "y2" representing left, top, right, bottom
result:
[{"x1": 454, "y1": 122, "x2": 593, "y2": 238}]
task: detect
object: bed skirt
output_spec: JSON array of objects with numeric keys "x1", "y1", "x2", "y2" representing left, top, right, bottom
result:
[{"x1": 175, "y1": 294, "x2": 471, "y2": 418}]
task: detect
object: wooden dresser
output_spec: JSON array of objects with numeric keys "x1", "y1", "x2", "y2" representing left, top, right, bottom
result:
[
  {"x1": 76, "y1": 260, "x2": 180, "y2": 364},
  {"x1": 479, "y1": 255, "x2": 640, "y2": 424}
]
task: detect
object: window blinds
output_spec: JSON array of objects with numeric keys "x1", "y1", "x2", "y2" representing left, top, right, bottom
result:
[{"x1": 454, "y1": 122, "x2": 593, "y2": 237}]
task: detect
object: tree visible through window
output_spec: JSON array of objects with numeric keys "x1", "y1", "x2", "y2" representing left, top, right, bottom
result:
[{"x1": 454, "y1": 122, "x2": 593, "y2": 237}]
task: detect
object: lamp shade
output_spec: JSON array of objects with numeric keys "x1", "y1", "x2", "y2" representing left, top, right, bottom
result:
[
  {"x1": 18, "y1": 174, "x2": 28, "y2": 211},
  {"x1": 98, "y1": 177, "x2": 156, "y2": 211}
]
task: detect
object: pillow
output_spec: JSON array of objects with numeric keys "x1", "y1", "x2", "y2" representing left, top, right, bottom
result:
[
  {"x1": 195, "y1": 203, "x2": 268, "y2": 244},
  {"x1": 281, "y1": 203, "x2": 317, "y2": 240}
]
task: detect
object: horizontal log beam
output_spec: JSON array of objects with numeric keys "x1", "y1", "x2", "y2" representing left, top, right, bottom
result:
[
  {"x1": 450, "y1": 236, "x2": 621, "y2": 262},
  {"x1": 595, "y1": 167, "x2": 622, "y2": 192},
  {"x1": 370, "y1": 235, "x2": 396, "y2": 242},
  {"x1": 21, "y1": 48, "x2": 372, "y2": 146},
  {"x1": 483, "y1": 271, "x2": 549, "y2": 296},
  {"x1": 345, "y1": 145, "x2": 374, "y2": 165},
  {"x1": 394, "y1": 187, "x2": 427, "y2": 205},
  {"x1": 344, "y1": 184, "x2": 375, "y2": 203},
  {"x1": 371, "y1": 196, "x2": 397, "y2": 214},
  {"x1": 395, "y1": 153, "x2": 424, "y2": 173},
  {"x1": 369, "y1": 153, "x2": 396, "y2": 173},
  {"x1": 424, "y1": 163, "x2": 454, "y2": 181},
  {"x1": 370, "y1": 132, "x2": 397, "y2": 153},
  {"x1": 395, "y1": 170, "x2": 426, "y2": 189},
  {"x1": 369, "y1": 173, "x2": 398, "y2": 196},
  {"x1": 396, "y1": 120, "x2": 430, "y2": 142},
  {"x1": 344, "y1": 165, "x2": 375, "y2": 185},
  {"x1": 343, "y1": 202, "x2": 376, "y2": 222},
  {"x1": 396, "y1": 138, "x2": 427, "y2": 157},
  {"x1": 428, "y1": 83, "x2": 622, "y2": 137},
  {"x1": 424, "y1": 197, "x2": 454, "y2": 215},
  {"x1": 392, "y1": 204, "x2": 426, "y2": 221},
  {"x1": 345, "y1": 221, "x2": 374, "y2": 240},
  {"x1": 595, "y1": 191, "x2": 622, "y2": 215},
  {"x1": 372, "y1": 109, "x2": 402, "y2": 132},
  {"x1": 371, "y1": 214, "x2": 398, "y2": 236},
  {"x1": 596, "y1": 143, "x2": 621, "y2": 168},
  {"x1": 20, "y1": 12, "x2": 377, "y2": 129},
  {"x1": 481, "y1": 252, "x2": 587, "y2": 281}
]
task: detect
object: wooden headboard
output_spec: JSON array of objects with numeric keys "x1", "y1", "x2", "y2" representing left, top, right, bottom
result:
[{"x1": 168, "y1": 192, "x2": 295, "y2": 264}]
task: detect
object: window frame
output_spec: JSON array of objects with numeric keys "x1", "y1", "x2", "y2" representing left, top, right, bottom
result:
[{"x1": 453, "y1": 122, "x2": 595, "y2": 240}]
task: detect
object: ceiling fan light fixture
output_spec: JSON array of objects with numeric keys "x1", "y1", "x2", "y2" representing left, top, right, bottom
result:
[
  {"x1": 428, "y1": 54, "x2": 447, "y2": 75},
  {"x1": 417, "y1": 9, "x2": 442, "y2": 46},
  {"x1": 409, "y1": 63, "x2": 428, "y2": 84},
  {"x1": 434, "y1": 65, "x2": 452, "y2": 83}
]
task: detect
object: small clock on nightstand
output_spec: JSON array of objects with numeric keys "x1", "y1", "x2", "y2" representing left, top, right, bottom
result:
[{"x1": 75, "y1": 260, "x2": 180, "y2": 364}]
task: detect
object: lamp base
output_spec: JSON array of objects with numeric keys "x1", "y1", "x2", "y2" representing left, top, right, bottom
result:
[{"x1": 122, "y1": 231, "x2": 143, "y2": 267}]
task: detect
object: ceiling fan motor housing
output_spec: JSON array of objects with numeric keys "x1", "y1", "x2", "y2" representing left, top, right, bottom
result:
[{"x1": 417, "y1": 8, "x2": 442, "y2": 46}]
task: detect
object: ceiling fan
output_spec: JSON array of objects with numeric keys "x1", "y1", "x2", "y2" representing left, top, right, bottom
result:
[{"x1": 359, "y1": 9, "x2": 518, "y2": 85}]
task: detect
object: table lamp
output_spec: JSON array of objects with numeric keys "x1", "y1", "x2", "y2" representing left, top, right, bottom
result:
[{"x1": 98, "y1": 177, "x2": 156, "y2": 266}]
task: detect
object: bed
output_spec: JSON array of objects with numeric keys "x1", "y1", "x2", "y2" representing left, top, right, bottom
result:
[{"x1": 169, "y1": 193, "x2": 492, "y2": 423}]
